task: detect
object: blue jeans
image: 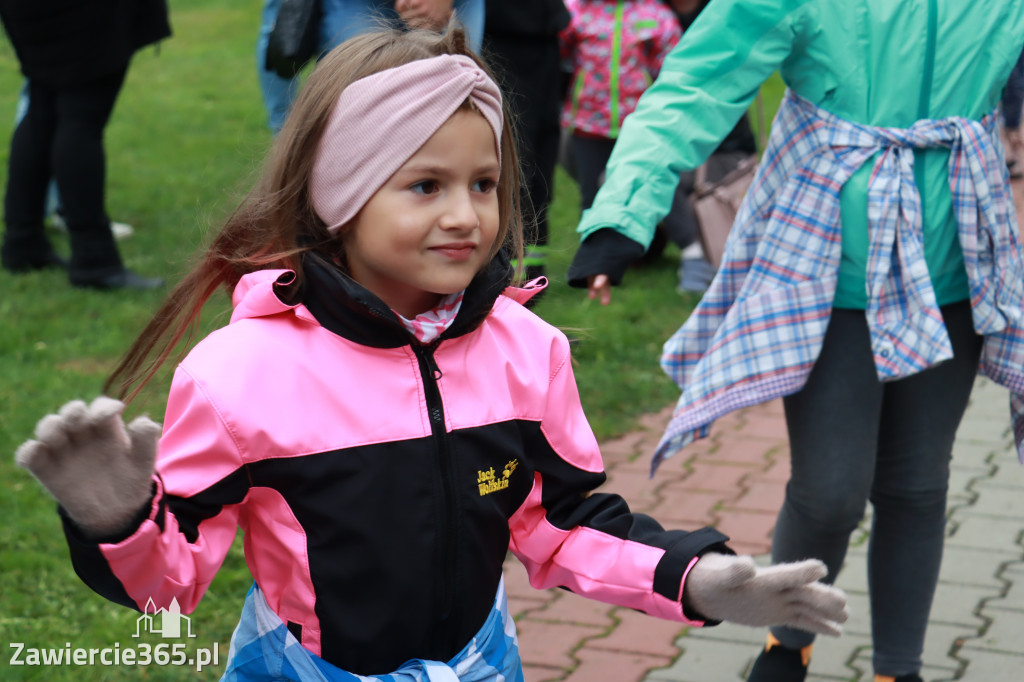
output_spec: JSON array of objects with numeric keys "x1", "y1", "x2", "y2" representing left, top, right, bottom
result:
[{"x1": 257, "y1": 0, "x2": 484, "y2": 132}]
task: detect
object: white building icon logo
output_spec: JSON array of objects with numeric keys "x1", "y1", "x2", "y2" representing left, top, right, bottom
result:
[{"x1": 134, "y1": 597, "x2": 196, "y2": 639}]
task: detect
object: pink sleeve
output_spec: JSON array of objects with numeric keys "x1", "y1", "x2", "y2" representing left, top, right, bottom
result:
[
  {"x1": 79, "y1": 367, "x2": 247, "y2": 614},
  {"x1": 506, "y1": 339, "x2": 715, "y2": 625}
]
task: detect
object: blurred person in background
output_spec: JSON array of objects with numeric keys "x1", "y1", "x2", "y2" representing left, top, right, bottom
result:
[
  {"x1": 566, "y1": 1, "x2": 1024, "y2": 681},
  {"x1": 257, "y1": 0, "x2": 484, "y2": 133},
  {"x1": 483, "y1": 0, "x2": 569, "y2": 286},
  {"x1": 0, "y1": 0, "x2": 169, "y2": 289}
]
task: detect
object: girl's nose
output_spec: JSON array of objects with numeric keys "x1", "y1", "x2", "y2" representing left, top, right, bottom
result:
[{"x1": 439, "y1": 189, "x2": 480, "y2": 230}]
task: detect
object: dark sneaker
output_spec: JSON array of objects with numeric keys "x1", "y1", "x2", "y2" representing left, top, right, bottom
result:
[{"x1": 747, "y1": 634, "x2": 812, "y2": 682}]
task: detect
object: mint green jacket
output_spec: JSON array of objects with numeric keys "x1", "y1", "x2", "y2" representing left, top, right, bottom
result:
[{"x1": 577, "y1": 0, "x2": 1024, "y2": 308}]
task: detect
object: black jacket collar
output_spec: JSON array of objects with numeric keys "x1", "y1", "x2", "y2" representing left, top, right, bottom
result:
[{"x1": 298, "y1": 251, "x2": 513, "y2": 349}]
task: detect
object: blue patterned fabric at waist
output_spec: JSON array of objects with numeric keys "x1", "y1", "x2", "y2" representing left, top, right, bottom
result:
[{"x1": 220, "y1": 575, "x2": 523, "y2": 681}]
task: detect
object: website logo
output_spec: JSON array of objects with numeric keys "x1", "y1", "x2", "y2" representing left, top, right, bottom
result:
[
  {"x1": 135, "y1": 597, "x2": 196, "y2": 639},
  {"x1": 10, "y1": 596, "x2": 218, "y2": 672}
]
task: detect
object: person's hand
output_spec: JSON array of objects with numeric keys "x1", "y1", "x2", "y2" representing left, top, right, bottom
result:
[
  {"x1": 394, "y1": 0, "x2": 454, "y2": 31},
  {"x1": 684, "y1": 554, "x2": 848, "y2": 636},
  {"x1": 587, "y1": 274, "x2": 613, "y2": 305},
  {"x1": 16, "y1": 397, "x2": 160, "y2": 538}
]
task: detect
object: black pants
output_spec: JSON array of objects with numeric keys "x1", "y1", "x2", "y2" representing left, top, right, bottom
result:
[
  {"x1": 772, "y1": 301, "x2": 983, "y2": 676},
  {"x1": 3, "y1": 67, "x2": 128, "y2": 278}
]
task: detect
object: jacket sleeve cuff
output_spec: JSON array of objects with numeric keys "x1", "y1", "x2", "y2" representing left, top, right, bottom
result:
[
  {"x1": 59, "y1": 477, "x2": 161, "y2": 546},
  {"x1": 653, "y1": 526, "x2": 733, "y2": 626},
  {"x1": 566, "y1": 228, "x2": 646, "y2": 288}
]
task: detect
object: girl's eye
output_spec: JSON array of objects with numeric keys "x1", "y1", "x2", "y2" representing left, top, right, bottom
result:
[
  {"x1": 410, "y1": 180, "x2": 440, "y2": 195},
  {"x1": 473, "y1": 178, "x2": 497, "y2": 193}
]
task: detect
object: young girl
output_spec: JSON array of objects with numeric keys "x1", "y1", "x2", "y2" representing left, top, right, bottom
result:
[{"x1": 14, "y1": 25, "x2": 846, "y2": 680}]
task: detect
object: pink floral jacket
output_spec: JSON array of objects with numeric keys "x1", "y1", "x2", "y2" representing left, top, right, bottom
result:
[{"x1": 560, "y1": 0, "x2": 681, "y2": 138}]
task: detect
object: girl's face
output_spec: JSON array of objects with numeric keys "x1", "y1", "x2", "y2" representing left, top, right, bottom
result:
[{"x1": 342, "y1": 109, "x2": 500, "y2": 319}]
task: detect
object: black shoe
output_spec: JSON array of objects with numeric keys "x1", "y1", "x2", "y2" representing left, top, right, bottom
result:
[
  {"x1": 2, "y1": 249, "x2": 68, "y2": 273},
  {"x1": 747, "y1": 634, "x2": 811, "y2": 682},
  {"x1": 71, "y1": 268, "x2": 164, "y2": 291},
  {"x1": 875, "y1": 675, "x2": 924, "y2": 682}
]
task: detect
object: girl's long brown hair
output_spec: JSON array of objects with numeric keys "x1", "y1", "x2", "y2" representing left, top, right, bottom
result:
[{"x1": 105, "y1": 22, "x2": 524, "y2": 403}]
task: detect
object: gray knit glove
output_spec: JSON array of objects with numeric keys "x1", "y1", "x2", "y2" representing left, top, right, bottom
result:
[
  {"x1": 684, "y1": 553, "x2": 848, "y2": 636},
  {"x1": 16, "y1": 397, "x2": 160, "y2": 538}
]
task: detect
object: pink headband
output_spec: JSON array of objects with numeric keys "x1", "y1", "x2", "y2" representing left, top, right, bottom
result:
[{"x1": 310, "y1": 54, "x2": 504, "y2": 234}]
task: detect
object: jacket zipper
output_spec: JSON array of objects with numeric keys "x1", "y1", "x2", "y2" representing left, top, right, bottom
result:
[{"x1": 412, "y1": 342, "x2": 459, "y2": 633}]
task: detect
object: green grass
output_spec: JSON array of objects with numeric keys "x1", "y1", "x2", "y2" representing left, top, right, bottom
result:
[{"x1": 0, "y1": 2, "x2": 783, "y2": 677}]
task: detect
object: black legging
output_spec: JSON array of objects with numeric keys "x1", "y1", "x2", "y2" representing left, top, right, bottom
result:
[
  {"x1": 4, "y1": 66, "x2": 128, "y2": 277},
  {"x1": 771, "y1": 300, "x2": 983, "y2": 677}
]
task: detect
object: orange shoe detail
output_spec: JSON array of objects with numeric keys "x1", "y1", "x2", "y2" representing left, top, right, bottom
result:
[{"x1": 764, "y1": 633, "x2": 814, "y2": 667}]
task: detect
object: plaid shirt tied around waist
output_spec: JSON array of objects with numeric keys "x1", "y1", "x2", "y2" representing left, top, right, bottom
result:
[{"x1": 654, "y1": 89, "x2": 1024, "y2": 473}]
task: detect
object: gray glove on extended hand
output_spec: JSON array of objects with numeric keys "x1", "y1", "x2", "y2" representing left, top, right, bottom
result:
[
  {"x1": 16, "y1": 397, "x2": 161, "y2": 538},
  {"x1": 684, "y1": 553, "x2": 849, "y2": 636}
]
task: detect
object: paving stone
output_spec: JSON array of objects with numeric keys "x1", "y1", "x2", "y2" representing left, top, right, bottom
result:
[
  {"x1": 954, "y1": 416, "x2": 1013, "y2": 446},
  {"x1": 725, "y1": 478, "x2": 787, "y2": 514},
  {"x1": 761, "y1": 454, "x2": 793, "y2": 483},
  {"x1": 653, "y1": 487, "x2": 722, "y2": 525},
  {"x1": 646, "y1": 631, "x2": 760, "y2": 682},
  {"x1": 926, "y1": 582, "x2": 992, "y2": 629},
  {"x1": 958, "y1": 484, "x2": 1024, "y2": 518},
  {"x1": 941, "y1": 648, "x2": 1024, "y2": 682},
  {"x1": 585, "y1": 608, "x2": 686, "y2": 658},
  {"x1": 522, "y1": 663, "x2": 566, "y2": 682},
  {"x1": 975, "y1": 459, "x2": 1024, "y2": 488},
  {"x1": 733, "y1": 411, "x2": 790, "y2": 443},
  {"x1": 946, "y1": 464, "x2": 995, "y2": 501},
  {"x1": 846, "y1": 648, "x2": 957, "y2": 682},
  {"x1": 529, "y1": 591, "x2": 616, "y2": 628},
  {"x1": 713, "y1": 509, "x2": 777, "y2": 549},
  {"x1": 564, "y1": 647, "x2": 672, "y2": 682},
  {"x1": 678, "y1": 460, "x2": 759, "y2": 495},
  {"x1": 945, "y1": 516, "x2": 1024, "y2": 552},
  {"x1": 515, "y1": 617, "x2": 603, "y2": 670},
  {"x1": 600, "y1": 434, "x2": 646, "y2": 467},
  {"x1": 806, "y1": 628, "x2": 873, "y2": 680},
  {"x1": 937, "y1": 545, "x2": 1014, "y2": 589},
  {"x1": 509, "y1": 595, "x2": 553, "y2": 620},
  {"x1": 709, "y1": 437, "x2": 782, "y2": 468},
  {"x1": 959, "y1": 609, "x2": 1024, "y2": 655}
]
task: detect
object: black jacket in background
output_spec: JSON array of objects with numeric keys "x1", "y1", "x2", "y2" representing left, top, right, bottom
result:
[
  {"x1": 0, "y1": 0, "x2": 171, "y2": 88},
  {"x1": 483, "y1": 0, "x2": 569, "y2": 39}
]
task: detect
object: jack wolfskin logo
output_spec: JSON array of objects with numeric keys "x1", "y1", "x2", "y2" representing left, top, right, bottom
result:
[{"x1": 477, "y1": 459, "x2": 518, "y2": 496}]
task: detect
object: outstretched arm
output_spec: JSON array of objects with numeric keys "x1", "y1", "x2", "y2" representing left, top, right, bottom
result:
[
  {"x1": 16, "y1": 376, "x2": 246, "y2": 613},
  {"x1": 568, "y1": 0, "x2": 803, "y2": 301},
  {"x1": 508, "y1": 333, "x2": 848, "y2": 633}
]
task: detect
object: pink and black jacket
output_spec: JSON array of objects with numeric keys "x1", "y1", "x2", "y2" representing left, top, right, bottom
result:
[{"x1": 61, "y1": 253, "x2": 730, "y2": 675}]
